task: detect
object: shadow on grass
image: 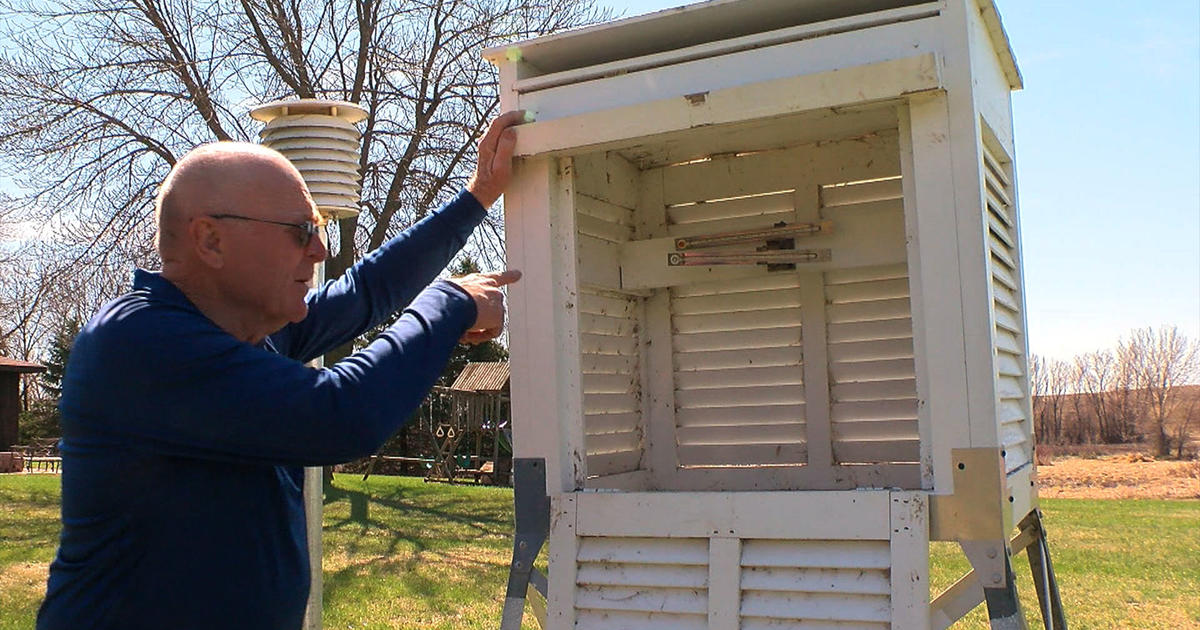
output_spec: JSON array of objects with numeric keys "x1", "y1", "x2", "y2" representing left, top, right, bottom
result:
[{"x1": 319, "y1": 477, "x2": 514, "y2": 606}]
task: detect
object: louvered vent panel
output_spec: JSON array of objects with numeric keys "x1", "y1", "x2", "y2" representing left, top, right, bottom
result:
[
  {"x1": 740, "y1": 539, "x2": 891, "y2": 629},
  {"x1": 983, "y1": 143, "x2": 1032, "y2": 474},
  {"x1": 667, "y1": 189, "x2": 796, "y2": 239},
  {"x1": 576, "y1": 193, "x2": 635, "y2": 243},
  {"x1": 670, "y1": 274, "x2": 806, "y2": 468},
  {"x1": 580, "y1": 288, "x2": 643, "y2": 477},
  {"x1": 575, "y1": 537, "x2": 708, "y2": 630},
  {"x1": 820, "y1": 176, "x2": 918, "y2": 466}
]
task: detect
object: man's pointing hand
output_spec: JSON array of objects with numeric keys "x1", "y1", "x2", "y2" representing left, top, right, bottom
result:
[{"x1": 449, "y1": 269, "x2": 522, "y2": 344}]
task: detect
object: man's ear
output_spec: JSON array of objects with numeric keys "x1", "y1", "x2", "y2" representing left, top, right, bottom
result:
[{"x1": 190, "y1": 217, "x2": 225, "y2": 269}]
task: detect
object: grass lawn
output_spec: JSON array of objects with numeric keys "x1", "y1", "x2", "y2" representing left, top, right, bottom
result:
[{"x1": 2, "y1": 473, "x2": 1197, "y2": 629}]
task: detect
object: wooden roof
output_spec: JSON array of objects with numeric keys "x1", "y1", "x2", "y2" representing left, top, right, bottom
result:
[
  {"x1": 485, "y1": 0, "x2": 1021, "y2": 89},
  {"x1": 0, "y1": 357, "x2": 46, "y2": 374},
  {"x1": 449, "y1": 362, "x2": 510, "y2": 393}
]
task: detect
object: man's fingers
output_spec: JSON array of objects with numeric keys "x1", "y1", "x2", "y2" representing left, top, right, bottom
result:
[
  {"x1": 482, "y1": 269, "x2": 522, "y2": 286},
  {"x1": 480, "y1": 110, "x2": 527, "y2": 153}
]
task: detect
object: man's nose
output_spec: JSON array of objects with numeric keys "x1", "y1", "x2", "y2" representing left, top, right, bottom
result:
[{"x1": 309, "y1": 231, "x2": 328, "y2": 262}]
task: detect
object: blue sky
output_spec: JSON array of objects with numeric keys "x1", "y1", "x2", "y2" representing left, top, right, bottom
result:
[{"x1": 598, "y1": 0, "x2": 1200, "y2": 361}]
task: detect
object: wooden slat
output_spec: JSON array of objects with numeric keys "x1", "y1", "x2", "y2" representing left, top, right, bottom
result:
[
  {"x1": 676, "y1": 422, "x2": 805, "y2": 446},
  {"x1": 831, "y1": 419, "x2": 918, "y2": 441},
  {"x1": 579, "y1": 312, "x2": 638, "y2": 336},
  {"x1": 576, "y1": 610, "x2": 706, "y2": 630},
  {"x1": 580, "y1": 332, "x2": 639, "y2": 356},
  {"x1": 671, "y1": 288, "x2": 803, "y2": 315},
  {"x1": 583, "y1": 391, "x2": 639, "y2": 414},
  {"x1": 576, "y1": 563, "x2": 707, "y2": 589},
  {"x1": 582, "y1": 372, "x2": 637, "y2": 393},
  {"x1": 831, "y1": 378, "x2": 917, "y2": 402},
  {"x1": 831, "y1": 398, "x2": 918, "y2": 422},
  {"x1": 675, "y1": 346, "x2": 801, "y2": 371},
  {"x1": 826, "y1": 297, "x2": 911, "y2": 323},
  {"x1": 741, "y1": 540, "x2": 890, "y2": 569},
  {"x1": 740, "y1": 590, "x2": 891, "y2": 623},
  {"x1": 577, "y1": 537, "x2": 709, "y2": 565},
  {"x1": 995, "y1": 353, "x2": 1024, "y2": 378},
  {"x1": 667, "y1": 190, "x2": 794, "y2": 224},
  {"x1": 678, "y1": 442, "x2": 807, "y2": 466},
  {"x1": 581, "y1": 352, "x2": 637, "y2": 374},
  {"x1": 833, "y1": 439, "x2": 920, "y2": 464},
  {"x1": 576, "y1": 586, "x2": 707, "y2": 615},
  {"x1": 828, "y1": 338, "x2": 914, "y2": 362},
  {"x1": 829, "y1": 357, "x2": 915, "y2": 382},
  {"x1": 676, "y1": 404, "x2": 806, "y2": 428},
  {"x1": 673, "y1": 327, "x2": 802, "y2": 353},
  {"x1": 742, "y1": 617, "x2": 887, "y2": 630},
  {"x1": 824, "y1": 263, "x2": 908, "y2": 285},
  {"x1": 577, "y1": 192, "x2": 635, "y2": 224},
  {"x1": 585, "y1": 412, "x2": 641, "y2": 434},
  {"x1": 740, "y1": 566, "x2": 890, "y2": 595},
  {"x1": 587, "y1": 450, "x2": 643, "y2": 477},
  {"x1": 673, "y1": 307, "x2": 801, "y2": 334},
  {"x1": 577, "y1": 211, "x2": 633, "y2": 243},
  {"x1": 826, "y1": 318, "x2": 913, "y2": 343},
  {"x1": 993, "y1": 328, "x2": 1021, "y2": 355},
  {"x1": 672, "y1": 272, "x2": 802, "y2": 297},
  {"x1": 993, "y1": 306, "x2": 1022, "y2": 334},
  {"x1": 820, "y1": 176, "x2": 902, "y2": 207},
  {"x1": 586, "y1": 430, "x2": 642, "y2": 454},
  {"x1": 825, "y1": 278, "x2": 910, "y2": 303},
  {"x1": 579, "y1": 291, "x2": 637, "y2": 317},
  {"x1": 676, "y1": 384, "x2": 804, "y2": 408},
  {"x1": 668, "y1": 211, "x2": 795, "y2": 239},
  {"x1": 675, "y1": 365, "x2": 803, "y2": 390}
]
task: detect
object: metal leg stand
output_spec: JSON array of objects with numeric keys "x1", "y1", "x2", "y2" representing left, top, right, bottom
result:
[
  {"x1": 499, "y1": 458, "x2": 550, "y2": 630},
  {"x1": 982, "y1": 553, "x2": 1028, "y2": 630},
  {"x1": 1021, "y1": 510, "x2": 1068, "y2": 630}
]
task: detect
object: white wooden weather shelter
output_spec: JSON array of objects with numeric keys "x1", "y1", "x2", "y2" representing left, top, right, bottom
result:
[{"x1": 489, "y1": 1, "x2": 1066, "y2": 628}]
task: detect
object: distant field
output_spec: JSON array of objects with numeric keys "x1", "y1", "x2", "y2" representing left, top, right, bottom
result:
[{"x1": 2, "y1": 474, "x2": 1197, "y2": 629}]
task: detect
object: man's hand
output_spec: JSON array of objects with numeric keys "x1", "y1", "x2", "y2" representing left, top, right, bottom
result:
[
  {"x1": 448, "y1": 269, "x2": 522, "y2": 344},
  {"x1": 466, "y1": 110, "x2": 527, "y2": 208}
]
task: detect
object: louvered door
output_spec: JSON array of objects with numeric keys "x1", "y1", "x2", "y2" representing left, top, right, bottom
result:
[{"x1": 982, "y1": 141, "x2": 1033, "y2": 474}]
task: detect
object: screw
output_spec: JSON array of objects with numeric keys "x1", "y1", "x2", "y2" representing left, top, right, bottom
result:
[
  {"x1": 987, "y1": 548, "x2": 997, "y2": 559},
  {"x1": 519, "y1": 541, "x2": 527, "y2": 550},
  {"x1": 992, "y1": 573, "x2": 1002, "y2": 584}
]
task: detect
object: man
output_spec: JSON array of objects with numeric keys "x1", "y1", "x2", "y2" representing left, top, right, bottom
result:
[{"x1": 37, "y1": 111, "x2": 526, "y2": 629}]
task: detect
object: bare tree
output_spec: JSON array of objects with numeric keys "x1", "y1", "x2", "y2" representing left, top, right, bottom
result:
[
  {"x1": 0, "y1": 0, "x2": 609, "y2": 362},
  {"x1": 1120, "y1": 326, "x2": 1199, "y2": 457},
  {"x1": 1030, "y1": 354, "x2": 1072, "y2": 444}
]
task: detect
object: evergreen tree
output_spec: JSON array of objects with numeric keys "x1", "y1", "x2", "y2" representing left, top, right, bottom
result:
[{"x1": 41, "y1": 317, "x2": 80, "y2": 398}]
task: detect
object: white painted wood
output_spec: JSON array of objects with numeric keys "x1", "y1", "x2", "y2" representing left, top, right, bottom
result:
[
  {"x1": 899, "y1": 94, "x2": 971, "y2": 494},
  {"x1": 509, "y1": 54, "x2": 940, "y2": 157},
  {"x1": 547, "y1": 494, "x2": 578, "y2": 629},
  {"x1": 941, "y1": 0, "x2": 1004, "y2": 456},
  {"x1": 574, "y1": 491, "x2": 893, "y2": 539},
  {"x1": 800, "y1": 272, "x2": 834, "y2": 477},
  {"x1": 512, "y1": 3, "x2": 943, "y2": 94},
  {"x1": 890, "y1": 491, "x2": 931, "y2": 629},
  {"x1": 518, "y1": 20, "x2": 941, "y2": 122},
  {"x1": 643, "y1": 290, "x2": 679, "y2": 489},
  {"x1": 708, "y1": 537, "x2": 741, "y2": 630}
]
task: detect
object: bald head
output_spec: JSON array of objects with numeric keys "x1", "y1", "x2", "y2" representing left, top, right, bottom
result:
[{"x1": 155, "y1": 142, "x2": 312, "y2": 260}]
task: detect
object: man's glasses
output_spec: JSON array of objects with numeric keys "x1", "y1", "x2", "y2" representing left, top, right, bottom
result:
[{"x1": 208, "y1": 213, "x2": 325, "y2": 247}]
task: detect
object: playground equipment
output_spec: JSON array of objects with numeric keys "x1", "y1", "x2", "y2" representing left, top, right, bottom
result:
[{"x1": 489, "y1": 0, "x2": 1065, "y2": 628}]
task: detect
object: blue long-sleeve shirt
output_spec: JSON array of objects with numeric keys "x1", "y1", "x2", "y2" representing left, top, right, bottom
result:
[{"x1": 37, "y1": 190, "x2": 488, "y2": 630}]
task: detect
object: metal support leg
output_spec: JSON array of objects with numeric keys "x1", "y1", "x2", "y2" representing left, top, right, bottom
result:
[
  {"x1": 1021, "y1": 510, "x2": 1068, "y2": 630},
  {"x1": 499, "y1": 458, "x2": 550, "y2": 630},
  {"x1": 982, "y1": 553, "x2": 1028, "y2": 630}
]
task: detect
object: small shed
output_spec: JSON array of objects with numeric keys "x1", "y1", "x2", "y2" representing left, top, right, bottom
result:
[
  {"x1": 489, "y1": 0, "x2": 1063, "y2": 628},
  {"x1": 0, "y1": 357, "x2": 46, "y2": 450}
]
